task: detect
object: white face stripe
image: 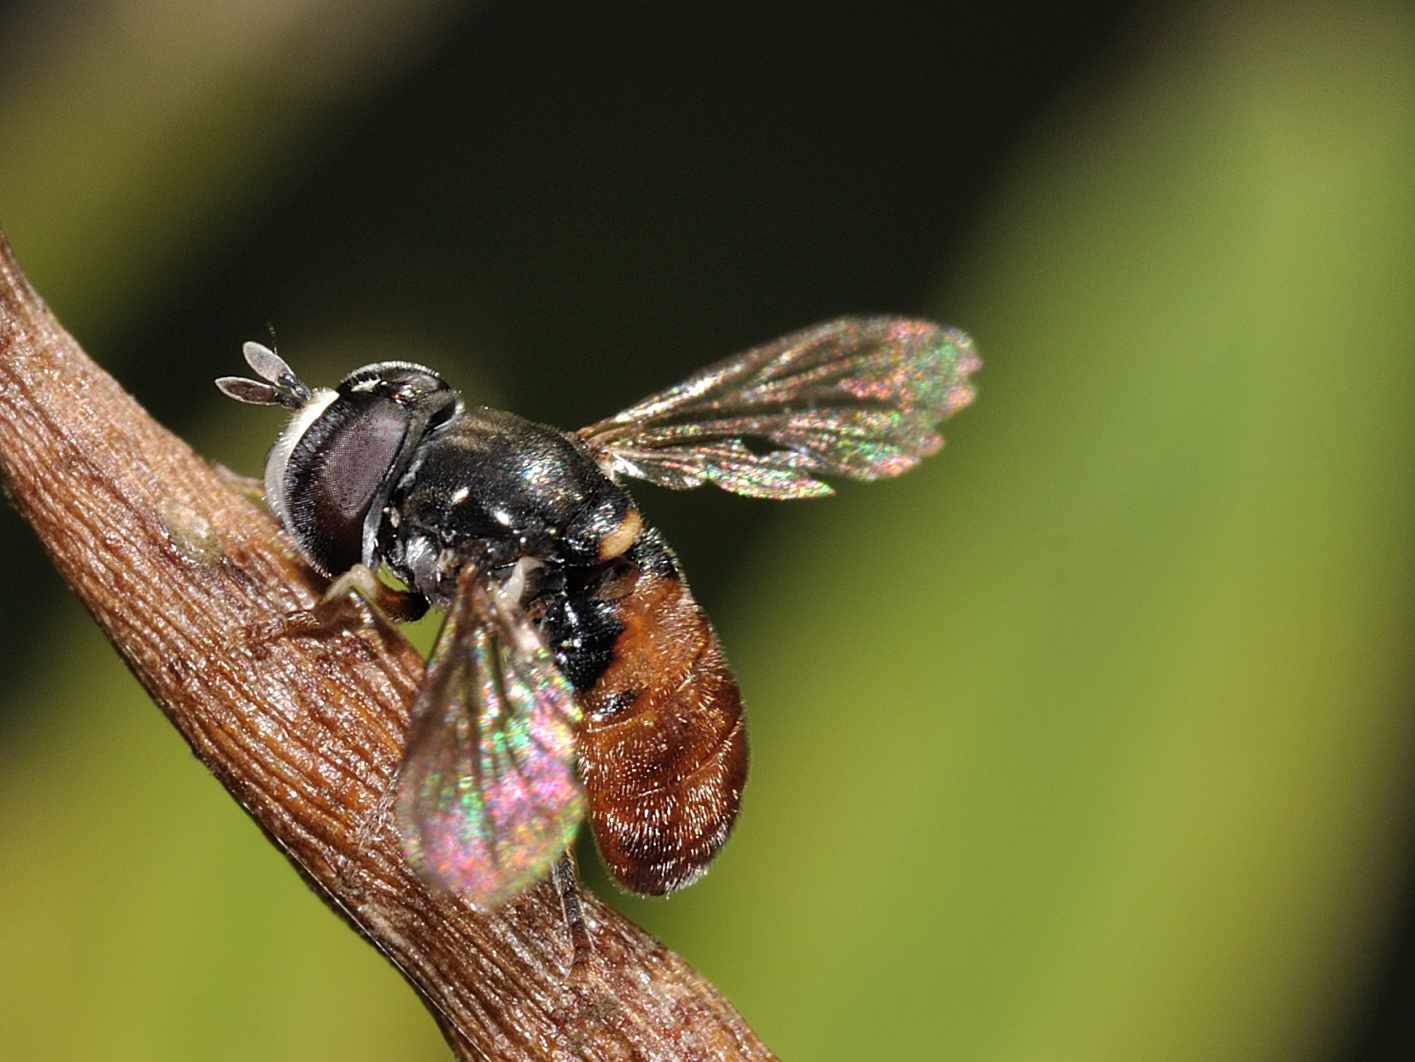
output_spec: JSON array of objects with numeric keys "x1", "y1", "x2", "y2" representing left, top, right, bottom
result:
[{"x1": 263, "y1": 387, "x2": 338, "y2": 540}]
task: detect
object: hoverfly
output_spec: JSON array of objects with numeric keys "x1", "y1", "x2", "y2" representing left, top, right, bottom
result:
[{"x1": 218, "y1": 318, "x2": 979, "y2": 913}]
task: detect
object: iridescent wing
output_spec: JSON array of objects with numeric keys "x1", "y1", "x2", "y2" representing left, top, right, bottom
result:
[
  {"x1": 577, "y1": 317, "x2": 980, "y2": 499},
  {"x1": 395, "y1": 568, "x2": 584, "y2": 908}
]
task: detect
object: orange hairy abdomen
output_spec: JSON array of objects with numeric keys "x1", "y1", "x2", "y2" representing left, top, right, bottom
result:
[{"x1": 577, "y1": 558, "x2": 748, "y2": 895}]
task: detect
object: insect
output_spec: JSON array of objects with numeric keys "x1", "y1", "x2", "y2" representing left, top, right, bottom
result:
[{"x1": 217, "y1": 317, "x2": 980, "y2": 915}]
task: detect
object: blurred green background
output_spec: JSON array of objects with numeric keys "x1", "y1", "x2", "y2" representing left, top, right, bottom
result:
[{"x1": 2, "y1": 2, "x2": 1413, "y2": 1059}]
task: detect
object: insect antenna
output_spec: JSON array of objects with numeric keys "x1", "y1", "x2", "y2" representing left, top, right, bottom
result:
[{"x1": 215, "y1": 340, "x2": 313, "y2": 409}]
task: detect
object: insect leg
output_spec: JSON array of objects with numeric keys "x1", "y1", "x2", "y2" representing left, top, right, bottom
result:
[
  {"x1": 550, "y1": 850, "x2": 595, "y2": 978},
  {"x1": 250, "y1": 563, "x2": 428, "y2": 644},
  {"x1": 321, "y1": 564, "x2": 429, "y2": 623}
]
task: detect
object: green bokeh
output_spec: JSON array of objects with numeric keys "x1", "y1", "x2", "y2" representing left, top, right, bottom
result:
[{"x1": 2, "y1": 4, "x2": 1413, "y2": 1060}]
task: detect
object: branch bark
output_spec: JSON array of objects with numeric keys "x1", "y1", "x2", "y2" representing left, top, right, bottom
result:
[{"x1": 0, "y1": 233, "x2": 772, "y2": 1061}]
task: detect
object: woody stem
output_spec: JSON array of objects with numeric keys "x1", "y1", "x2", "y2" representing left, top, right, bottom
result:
[{"x1": 0, "y1": 232, "x2": 772, "y2": 1061}]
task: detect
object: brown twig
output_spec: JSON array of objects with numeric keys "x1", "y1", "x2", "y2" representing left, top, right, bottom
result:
[{"x1": 0, "y1": 233, "x2": 772, "y2": 1062}]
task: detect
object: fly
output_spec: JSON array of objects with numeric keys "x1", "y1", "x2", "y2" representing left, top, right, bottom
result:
[{"x1": 217, "y1": 317, "x2": 980, "y2": 915}]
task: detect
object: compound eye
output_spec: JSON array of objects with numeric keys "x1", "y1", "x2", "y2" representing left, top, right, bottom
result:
[{"x1": 286, "y1": 397, "x2": 410, "y2": 574}]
